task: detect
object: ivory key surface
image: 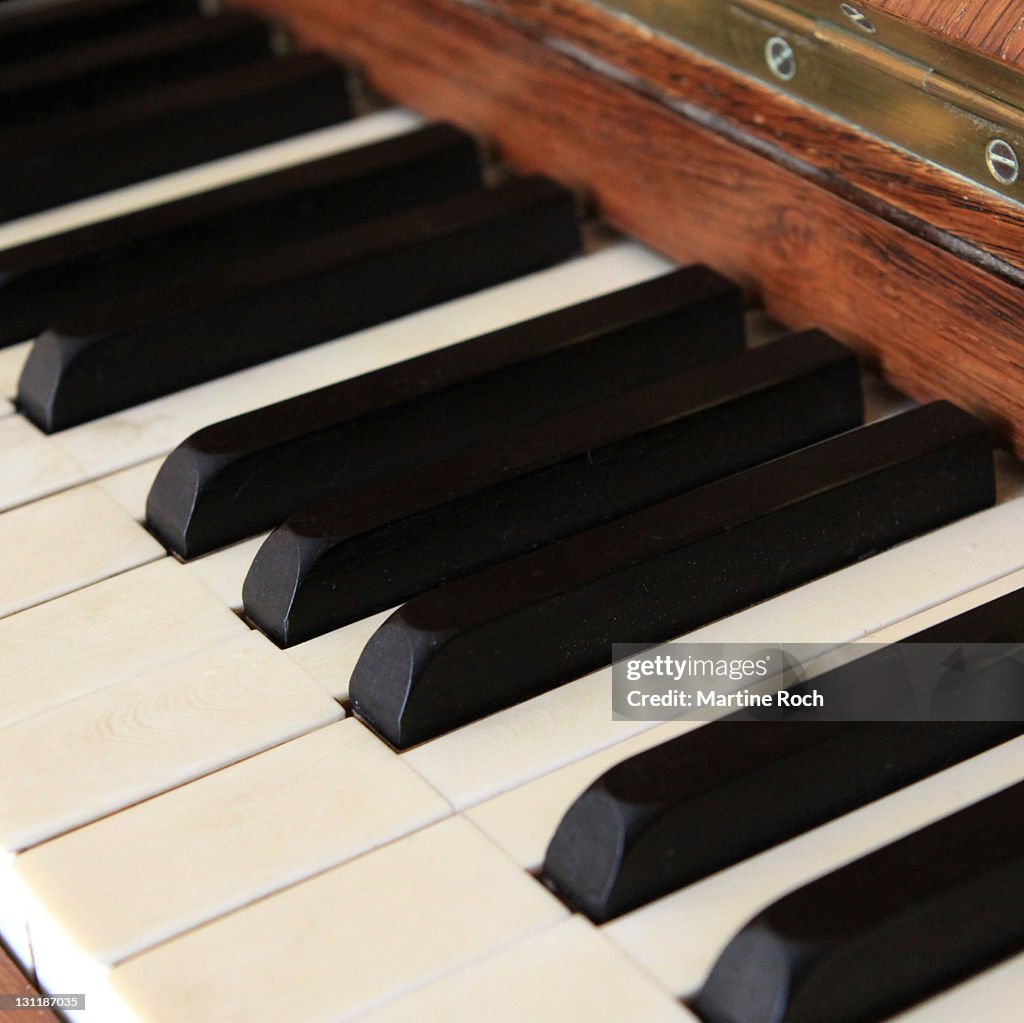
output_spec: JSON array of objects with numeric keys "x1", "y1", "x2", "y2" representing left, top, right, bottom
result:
[
  {"x1": 0, "y1": 631, "x2": 342, "y2": 852},
  {"x1": 18, "y1": 719, "x2": 450, "y2": 997},
  {"x1": 101, "y1": 816, "x2": 565, "y2": 1023},
  {"x1": 93, "y1": 457, "x2": 163, "y2": 521},
  {"x1": 362, "y1": 917, "x2": 694, "y2": 1023},
  {"x1": 183, "y1": 533, "x2": 268, "y2": 610},
  {"x1": 0, "y1": 484, "x2": 163, "y2": 619},
  {"x1": 0, "y1": 631, "x2": 338, "y2": 974},
  {"x1": 0, "y1": 559, "x2": 245, "y2": 728},
  {"x1": 0, "y1": 415, "x2": 86, "y2": 512}
]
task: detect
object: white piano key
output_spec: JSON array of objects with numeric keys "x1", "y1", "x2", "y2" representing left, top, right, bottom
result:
[
  {"x1": 0, "y1": 399, "x2": 12, "y2": 418},
  {"x1": 361, "y1": 917, "x2": 695, "y2": 1023},
  {"x1": 0, "y1": 484, "x2": 164, "y2": 619},
  {"x1": 100, "y1": 816, "x2": 566, "y2": 1023},
  {"x1": 884, "y1": 951, "x2": 1024, "y2": 1023},
  {"x1": 0, "y1": 414, "x2": 87, "y2": 511},
  {"x1": 182, "y1": 532, "x2": 268, "y2": 610},
  {"x1": 601, "y1": 735, "x2": 1024, "y2": 997},
  {"x1": 0, "y1": 341, "x2": 30, "y2": 398},
  {"x1": 49, "y1": 243, "x2": 674, "y2": 480},
  {"x1": 286, "y1": 607, "x2": 397, "y2": 701},
  {"x1": 465, "y1": 720, "x2": 699, "y2": 871},
  {"x1": 0, "y1": 110, "x2": 423, "y2": 252},
  {"x1": 17, "y1": 719, "x2": 451, "y2": 998},
  {"x1": 402, "y1": 460, "x2": 1024, "y2": 810},
  {"x1": 0, "y1": 559, "x2": 246, "y2": 729},
  {"x1": 93, "y1": 456, "x2": 163, "y2": 521},
  {"x1": 0, "y1": 631, "x2": 342, "y2": 854}
]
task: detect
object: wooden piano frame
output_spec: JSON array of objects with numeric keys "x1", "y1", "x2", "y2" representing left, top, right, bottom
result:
[{"x1": 233, "y1": 0, "x2": 1024, "y2": 457}]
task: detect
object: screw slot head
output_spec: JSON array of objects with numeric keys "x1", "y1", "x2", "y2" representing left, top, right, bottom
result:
[
  {"x1": 765, "y1": 36, "x2": 796, "y2": 81},
  {"x1": 986, "y1": 139, "x2": 1020, "y2": 185},
  {"x1": 839, "y1": 3, "x2": 876, "y2": 33}
]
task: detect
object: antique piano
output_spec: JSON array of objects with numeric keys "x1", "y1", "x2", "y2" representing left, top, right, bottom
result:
[{"x1": 0, "y1": 0, "x2": 1023, "y2": 1020}]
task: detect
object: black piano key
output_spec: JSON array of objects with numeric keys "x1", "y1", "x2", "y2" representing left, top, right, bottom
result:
[
  {"x1": 348, "y1": 402, "x2": 994, "y2": 749},
  {"x1": 18, "y1": 176, "x2": 580, "y2": 431},
  {"x1": 0, "y1": 13, "x2": 274, "y2": 128},
  {"x1": 543, "y1": 586, "x2": 1024, "y2": 922},
  {"x1": 0, "y1": 124, "x2": 483, "y2": 346},
  {"x1": 243, "y1": 331, "x2": 862, "y2": 646},
  {"x1": 0, "y1": 123, "x2": 477, "y2": 276},
  {"x1": 0, "y1": 53, "x2": 353, "y2": 223},
  {"x1": 0, "y1": 0, "x2": 196, "y2": 64},
  {"x1": 547, "y1": 726, "x2": 1024, "y2": 927},
  {"x1": 694, "y1": 780, "x2": 1024, "y2": 1023},
  {"x1": 148, "y1": 266, "x2": 746, "y2": 559}
]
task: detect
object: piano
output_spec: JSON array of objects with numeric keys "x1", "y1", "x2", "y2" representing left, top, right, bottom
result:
[{"x1": 0, "y1": 0, "x2": 1023, "y2": 1020}]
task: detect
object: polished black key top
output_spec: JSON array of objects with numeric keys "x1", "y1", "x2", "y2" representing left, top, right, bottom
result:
[
  {"x1": 0, "y1": 0, "x2": 195, "y2": 64},
  {"x1": 19, "y1": 176, "x2": 580, "y2": 431},
  {"x1": 0, "y1": 53, "x2": 352, "y2": 223},
  {"x1": 244, "y1": 331, "x2": 862, "y2": 646},
  {"x1": 545, "y1": 724, "x2": 1024, "y2": 925},
  {"x1": 349, "y1": 402, "x2": 994, "y2": 748},
  {"x1": 543, "y1": 602, "x2": 1024, "y2": 925},
  {"x1": 694, "y1": 780, "x2": 1024, "y2": 1023},
  {"x1": 149, "y1": 266, "x2": 746, "y2": 558},
  {"x1": 0, "y1": 124, "x2": 482, "y2": 346},
  {"x1": 0, "y1": 14, "x2": 273, "y2": 127}
]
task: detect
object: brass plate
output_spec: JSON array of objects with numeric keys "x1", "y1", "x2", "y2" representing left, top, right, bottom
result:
[{"x1": 595, "y1": 0, "x2": 1024, "y2": 203}]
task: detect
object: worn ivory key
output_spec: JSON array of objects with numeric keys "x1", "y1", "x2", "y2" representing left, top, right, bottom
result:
[
  {"x1": 100, "y1": 817, "x2": 566, "y2": 1023},
  {"x1": 16, "y1": 720, "x2": 451, "y2": 1000}
]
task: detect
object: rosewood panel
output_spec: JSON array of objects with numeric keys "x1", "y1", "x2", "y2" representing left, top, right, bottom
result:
[
  {"x1": 867, "y1": 0, "x2": 1024, "y2": 69},
  {"x1": 237, "y1": 0, "x2": 1024, "y2": 453}
]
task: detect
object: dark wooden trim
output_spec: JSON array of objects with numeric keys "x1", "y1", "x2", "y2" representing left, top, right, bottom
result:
[
  {"x1": 0, "y1": 948, "x2": 57, "y2": 1023},
  {"x1": 239, "y1": 0, "x2": 1024, "y2": 455},
  {"x1": 449, "y1": 0, "x2": 1024, "y2": 282},
  {"x1": 867, "y1": 0, "x2": 1024, "y2": 70}
]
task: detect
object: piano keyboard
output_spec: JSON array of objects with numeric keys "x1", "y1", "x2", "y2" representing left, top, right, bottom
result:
[{"x1": 1, "y1": 3, "x2": 1024, "y2": 1021}]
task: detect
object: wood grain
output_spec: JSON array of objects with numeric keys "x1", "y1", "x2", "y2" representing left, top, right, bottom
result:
[
  {"x1": 235, "y1": 0, "x2": 1024, "y2": 454},
  {"x1": 0, "y1": 632, "x2": 341, "y2": 852},
  {"x1": 463, "y1": 0, "x2": 1024, "y2": 274},
  {"x1": 0, "y1": 949, "x2": 56, "y2": 1023},
  {"x1": 865, "y1": 0, "x2": 1024, "y2": 69},
  {"x1": 0, "y1": 559, "x2": 244, "y2": 730}
]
